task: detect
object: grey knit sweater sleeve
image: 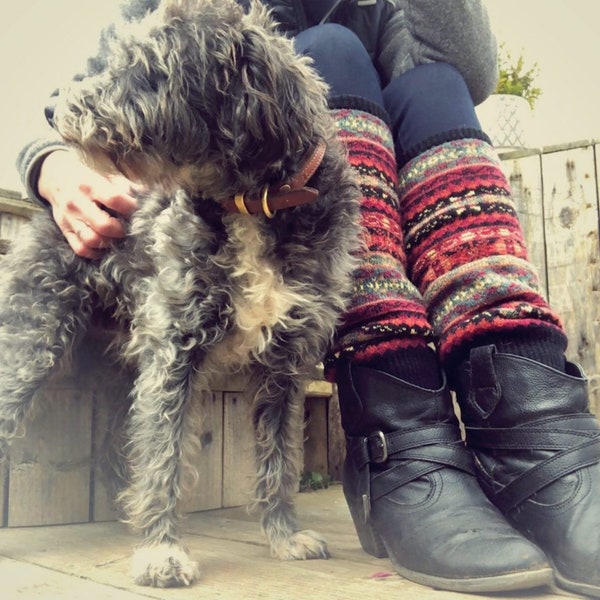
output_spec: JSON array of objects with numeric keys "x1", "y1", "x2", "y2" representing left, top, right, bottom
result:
[
  {"x1": 15, "y1": 126, "x2": 68, "y2": 206},
  {"x1": 378, "y1": 0, "x2": 498, "y2": 105}
]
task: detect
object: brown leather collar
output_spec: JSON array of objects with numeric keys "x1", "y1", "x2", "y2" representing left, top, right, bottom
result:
[{"x1": 219, "y1": 139, "x2": 326, "y2": 218}]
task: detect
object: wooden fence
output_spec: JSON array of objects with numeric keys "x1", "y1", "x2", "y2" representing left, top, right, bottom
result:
[
  {"x1": 0, "y1": 138, "x2": 598, "y2": 526},
  {"x1": 498, "y1": 141, "x2": 599, "y2": 411}
]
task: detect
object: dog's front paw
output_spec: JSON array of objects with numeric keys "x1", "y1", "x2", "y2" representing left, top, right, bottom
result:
[
  {"x1": 272, "y1": 529, "x2": 329, "y2": 560},
  {"x1": 131, "y1": 543, "x2": 200, "y2": 587}
]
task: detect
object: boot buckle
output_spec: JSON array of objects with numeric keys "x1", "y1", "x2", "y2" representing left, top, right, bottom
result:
[{"x1": 367, "y1": 431, "x2": 388, "y2": 463}]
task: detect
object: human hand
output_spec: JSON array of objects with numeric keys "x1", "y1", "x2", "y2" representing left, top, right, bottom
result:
[{"x1": 37, "y1": 150, "x2": 139, "y2": 259}]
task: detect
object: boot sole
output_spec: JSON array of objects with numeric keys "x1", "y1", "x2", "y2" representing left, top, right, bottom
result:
[
  {"x1": 388, "y1": 557, "x2": 554, "y2": 593},
  {"x1": 554, "y1": 568, "x2": 600, "y2": 598}
]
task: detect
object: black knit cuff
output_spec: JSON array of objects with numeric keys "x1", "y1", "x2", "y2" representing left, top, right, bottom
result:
[
  {"x1": 398, "y1": 127, "x2": 492, "y2": 168},
  {"x1": 328, "y1": 94, "x2": 391, "y2": 127},
  {"x1": 16, "y1": 136, "x2": 68, "y2": 207}
]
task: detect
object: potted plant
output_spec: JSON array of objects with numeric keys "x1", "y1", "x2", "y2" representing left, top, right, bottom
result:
[{"x1": 476, "y1": 44, "x2": 542, "y2": 149}]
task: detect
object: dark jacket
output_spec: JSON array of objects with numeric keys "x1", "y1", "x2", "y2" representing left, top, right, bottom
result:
[{"x1": 240, "y1": 0, "x2": 498, "y2": 104}]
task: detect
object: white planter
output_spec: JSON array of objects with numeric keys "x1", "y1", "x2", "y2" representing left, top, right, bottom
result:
[{"x1": 476, "y1": 94, "x2": 533, "y2": 150}]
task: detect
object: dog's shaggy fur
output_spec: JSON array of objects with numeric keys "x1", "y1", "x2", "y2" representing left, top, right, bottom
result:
[{"x1": 0, "y1": 0, "x2": 361, "y2": 588}]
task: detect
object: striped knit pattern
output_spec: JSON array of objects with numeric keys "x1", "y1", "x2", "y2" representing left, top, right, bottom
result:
[
  {"x1": 398, "y1": 138, "x2": 565, "y2": 367},
  {"x1": 327, "y1": 108, "x2": 434, "y2": 374}
]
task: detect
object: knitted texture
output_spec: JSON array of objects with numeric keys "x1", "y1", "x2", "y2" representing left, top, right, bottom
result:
[
  {"x1": 327, "y1": 108, "x2": 434, "y2": 378},
  {"x1": 398, "y1": 138, "x2": 566, "y2": 368}
]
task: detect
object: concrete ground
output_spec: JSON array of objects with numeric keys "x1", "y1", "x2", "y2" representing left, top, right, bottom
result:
[{"x1": 0, "y1": 485, "x2": 586, "y2": 600}]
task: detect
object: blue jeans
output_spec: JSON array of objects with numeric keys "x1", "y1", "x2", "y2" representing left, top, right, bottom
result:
[{"x1": 294, "y1": 24, "x2": 482, "y2": 162}]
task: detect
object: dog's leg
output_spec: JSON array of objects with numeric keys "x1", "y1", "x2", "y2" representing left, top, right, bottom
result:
[
  {"x1": 248, "y1": 368, "x2": 329, "y2": 561},
  {"x1": 121, "y1": 338, "x2": 201, "y2": 587},
  {"x1": 0, "y1": 217, "x2": 94, "y2": 460}
]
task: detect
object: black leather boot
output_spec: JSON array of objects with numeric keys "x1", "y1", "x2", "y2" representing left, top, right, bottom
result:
[
  {"x1": 456, "y1": 344, "x2": 600, "y2": 598},
  {"x1": 336, "y1": 359, "x2": 552, "y2": 593}
]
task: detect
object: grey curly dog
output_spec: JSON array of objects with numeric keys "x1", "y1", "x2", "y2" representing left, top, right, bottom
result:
[{"x1": 0, "y1": 0, "x2": 361, "y2": 587}]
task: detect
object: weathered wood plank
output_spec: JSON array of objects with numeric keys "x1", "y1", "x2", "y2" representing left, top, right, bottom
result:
[
  {"x1": 181, "y1": 391, "x2": 224, "y2": 513},
  {"x1": 540, "y1": 145, "x2": 600, "y2": 412},
  {"x1": 7, "y1": 379, "x2": 93, "y2": 526},
  {"x1": 500, "y1": 152, "x2": 548, "y2": 295},
  {"x1": 222, "y1": 392, "x2": 255, "y2": 507},
  {"x1": 0, "y1": 190, "x2": 39, "y2": 218},
  {"x1": 0, "y1": 557, "x2": 148, "y2": 600},
  {"x1": 303, "y1": 396, "x2": 329, "y2": 478},
  {"x1": 543, "y1": 139, "x2": 600, "y2": 154},
  {"x1": 327, "y1": 386, "x2": 345, "y2": 482},
  {"x1": 88, "y1": 336, "x2": 134, "y2": 523},
  {"x1": 0, "y1": 188, "x2": 24, "y2": 201},
  {"x1": 0, "y1": 461, "x2": 6, "y2": 527},
  {"x1": 0, "y1": 211, "x2": 31, "y2": 244},
  {"x1": 304, "y1": 379, "x2": 333, "y2": 397},
  {"x1": 87, "y1": 323, "x2": 227, "y2": 518},
  {"x1": 92, "y1": 388, "x2": 226, "y2": 520}
]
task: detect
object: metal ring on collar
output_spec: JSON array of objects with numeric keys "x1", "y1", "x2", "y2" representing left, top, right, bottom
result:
[
  {"x1": 234, "y1": 193, "x2": 250, "y2": 215},
  {"x1": 261, "y1": 185, "x2": 276, "y2": 219}
]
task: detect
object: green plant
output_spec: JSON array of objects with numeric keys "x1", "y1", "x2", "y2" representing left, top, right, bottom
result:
[
  {"x1": 299, "y1": 471, "x2": 332, "y2": 492},
  {"x1": 495, "y1": 44, "x2": 542, "y2": 109}
]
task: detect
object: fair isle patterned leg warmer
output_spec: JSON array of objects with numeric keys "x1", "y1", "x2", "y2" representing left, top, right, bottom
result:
[
  {"x1": 326, "y1": 103, "x2": 439, "y2": 386},
  {"x1": 398, "y1": 138, "x2": 567, "y2": 375}
]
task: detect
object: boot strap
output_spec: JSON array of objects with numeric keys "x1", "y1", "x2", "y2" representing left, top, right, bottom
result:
[
  {"x1": 369, "y1": 445, "x2": 476, "y2": 502},
  {"x1": 347, "y1": 424, "x2": 476, "y2": 503},
  {"x1": 347, "y1": 423, "x2": 463, "y2": 468},
  {"x1": 466, "y1": 413, "x2": 600, "y2": 512}
]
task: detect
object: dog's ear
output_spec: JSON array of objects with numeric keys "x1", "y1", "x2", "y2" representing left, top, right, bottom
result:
[{"x1": 213, "y1": 1, "x2": 331, "y2": 172}]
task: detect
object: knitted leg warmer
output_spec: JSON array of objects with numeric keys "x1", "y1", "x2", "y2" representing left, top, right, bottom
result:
[
  {"x1": 398, "y1": 138, "x2": 567, "y2": 374},
  {"x1": 326, "y1": 105, "x2": 437, "y2": 385}
]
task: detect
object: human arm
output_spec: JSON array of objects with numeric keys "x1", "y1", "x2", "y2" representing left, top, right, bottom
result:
[
  {"x1": 16, "y1": 132, "x2": 138, "y2": 259},
  {"x1": 36, "y1": 149, "x2": 138, "y2": 259},
  {"x1": 377, "y1": 0, "x2": 498, "y2": 105}
]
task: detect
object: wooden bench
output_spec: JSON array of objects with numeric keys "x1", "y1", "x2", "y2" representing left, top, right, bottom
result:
[{"x1": 0, "y1": 324, "x2": 340, "y2": 526}]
